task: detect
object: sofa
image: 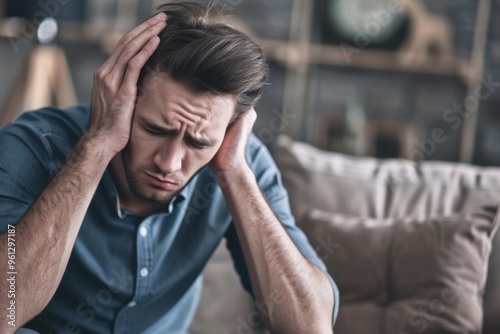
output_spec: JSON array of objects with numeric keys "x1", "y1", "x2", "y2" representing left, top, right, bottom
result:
[{"x1": 190, "y1": 135, "x2": 500, "y2": 334}]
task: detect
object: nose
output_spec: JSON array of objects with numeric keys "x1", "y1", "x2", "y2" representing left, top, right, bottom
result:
[{"x1": 153, "y1": 138, "x2": 183, "y2": 175}]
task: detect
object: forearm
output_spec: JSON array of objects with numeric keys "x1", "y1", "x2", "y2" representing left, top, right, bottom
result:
[
  {"x1": 218, "y1": 165, "x2": 334, "y2": 334},
  {"x1": 0, "y1": 133, "x2": 113, "y2": 331}
]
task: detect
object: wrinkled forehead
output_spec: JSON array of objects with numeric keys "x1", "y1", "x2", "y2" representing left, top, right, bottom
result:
[{"x1": 138, "y1": 72, "x2": 236, "y2": 128}]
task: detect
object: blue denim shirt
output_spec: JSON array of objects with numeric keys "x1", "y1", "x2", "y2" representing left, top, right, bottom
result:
[{"x1": 0, "y1": 105, "x2": 339, "y2": 333}]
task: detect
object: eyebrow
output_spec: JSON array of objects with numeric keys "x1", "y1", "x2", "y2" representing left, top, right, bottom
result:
[{"x1": 139, "y1": 117, "x2": 217, "y2": 147}]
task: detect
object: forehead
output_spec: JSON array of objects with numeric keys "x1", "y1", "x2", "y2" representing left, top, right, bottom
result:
[{"x1": 138, "y1": 72, "x2": 235, "y2": 127}]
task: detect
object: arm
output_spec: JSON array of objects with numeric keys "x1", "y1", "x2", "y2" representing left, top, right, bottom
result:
[
  {"x1": 0, "y1": 13, "x2": 167, "y2": 332},
  {"x1": 0, "y1": 133, "x2": 111, "y2": 331},
  {"x1": 211, "y1": 110, "x2": 335, "y2": 333}
]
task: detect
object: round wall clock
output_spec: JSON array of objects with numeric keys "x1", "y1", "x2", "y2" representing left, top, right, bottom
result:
[{"x1": 323, "y1": 0, "x2": 410, "y2": 50}]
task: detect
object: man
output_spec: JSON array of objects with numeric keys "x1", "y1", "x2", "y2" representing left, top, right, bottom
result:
[{"x1": 0, "y1": 3, "x2": 338, "y2": 333}]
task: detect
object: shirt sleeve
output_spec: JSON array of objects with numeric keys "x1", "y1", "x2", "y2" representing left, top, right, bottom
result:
[
  {"x1": 224, "y1": 135, "x2": 339, "y2": 327},
  {"x1": 0, "y1": 120, "x2": 55, "y2": 233}
]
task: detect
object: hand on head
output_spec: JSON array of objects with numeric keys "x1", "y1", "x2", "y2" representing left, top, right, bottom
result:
[
  {"x1": 209, "y1": 108, "x2": 257, "y2": 176},
  {"x1": 87, "y1": 13, "x2": 167, "y2": 155}
]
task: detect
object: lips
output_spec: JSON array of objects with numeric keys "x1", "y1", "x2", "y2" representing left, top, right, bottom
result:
[{"x1": 145, "y1": 173, "x2": 179, "y2": 190}]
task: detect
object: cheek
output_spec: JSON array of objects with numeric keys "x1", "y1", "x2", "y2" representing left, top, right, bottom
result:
[
  {"x1": 128, "y1": 133, "x2": 159, "y2": 166},
  {"x1": 187, "y1": 147, "x2": 218, "y2": 168}
]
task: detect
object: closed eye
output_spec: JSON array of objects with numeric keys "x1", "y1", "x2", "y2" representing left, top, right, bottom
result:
[
  {"x1": 186, "y1": 138, "x2": 208, "y2": 150},
  {"x1": 145, "y1": 127, "x2": 164, "y2": 135},
  {"x1": 140, "y1": 118, "x2": 216, "y2": 149},
  {"x1": 141, "y1": 121, "x2": 168, "y2": 136},
  {"x1": 185, "y1": 132, "x2": 217, "y2": 150}
]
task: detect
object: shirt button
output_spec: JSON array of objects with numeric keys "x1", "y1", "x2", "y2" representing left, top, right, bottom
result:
[
  {"x1": 139, "y1": 226, "x2": 148, "y2": 237},
  {"x1": 128, "y1": 301, "x2": 136, "y2": 308},
  {"x1": 140, "y1": 267, "x2": 149, "y2": 277}
]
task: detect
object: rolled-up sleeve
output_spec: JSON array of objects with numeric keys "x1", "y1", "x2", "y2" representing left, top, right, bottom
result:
[{"x1": 224, "y1": 135, "x2": 339, "y2": 327}]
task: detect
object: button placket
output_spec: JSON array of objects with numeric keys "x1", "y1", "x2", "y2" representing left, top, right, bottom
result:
[
  {"x1": 113, "y1": 220, "x2": 153, "y2": 333},
  {"x1": 136, "y1": 220, "x2": 152, "y2": 295}
]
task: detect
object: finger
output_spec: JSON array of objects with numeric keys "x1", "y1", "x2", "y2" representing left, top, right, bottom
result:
[
  {"x1": 245, "y1": 108, "x2": 257, "y2": 130},
  {"x1": 101, "y1": 13, "x2": 167, "y2": 75},
  {"x1": 247, "y1": 108, "x2": 257, "y2": 119},
  {"x1": 232, "y1": 107, "x2": 257, "y2": 123},
  {"x1": 108, "y1": 13, "x2": 166, "y2": 68},
  {"x1": 120, "y1": 36, "x2": 160, "y2": 95},
  {"x1": 113, "y1": 20, "x2": 166, "y2": 74}
]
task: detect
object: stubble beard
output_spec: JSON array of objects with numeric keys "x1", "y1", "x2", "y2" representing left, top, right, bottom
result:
[{"x1": 121, "y1": 143, "x2": 182, "y2": 206}]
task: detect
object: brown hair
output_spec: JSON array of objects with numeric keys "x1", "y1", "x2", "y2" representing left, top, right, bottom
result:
[{"x1": 139, "y1": 2, "x2": 269, "y2": 117}]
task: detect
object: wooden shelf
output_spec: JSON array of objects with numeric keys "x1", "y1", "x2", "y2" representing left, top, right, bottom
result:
[
  {"x1": 258, "y1": 38, "x2": 475, "y2": 81},
  {"x1": 0, "y1": 18, "x2": 474, "y2": 82}
]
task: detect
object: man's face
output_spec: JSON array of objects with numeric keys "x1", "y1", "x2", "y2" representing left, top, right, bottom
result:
[{"x1": 121, "y1": 72, "x2": 235, "y2": 206}]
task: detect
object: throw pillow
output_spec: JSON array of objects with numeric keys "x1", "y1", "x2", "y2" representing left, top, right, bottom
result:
[{"x1": 303, "y1": 207, "x2": 499, "y2": 334}]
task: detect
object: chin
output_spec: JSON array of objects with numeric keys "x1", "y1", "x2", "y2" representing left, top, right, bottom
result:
[{"x1": 140, "y1": 184, "x2": 182, "y2": 204}]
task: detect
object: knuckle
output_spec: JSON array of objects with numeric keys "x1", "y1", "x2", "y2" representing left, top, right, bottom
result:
[
  {"x1": 122, "y1": 43, "x2": 136, "y2": 56},
  {"x1": 147, "y1": 26, "x2": 160, "y2": 35},
  {"x1": 119, "y1": 33, "x2": 132, "y2": 46},
  {"x1": 102, "y1": 75, "x2": 114, "y2": 89},
  {"x1": 94, "y1": 68, "x2": 105, "y2": 81},
  {"x1": 146, "y1": 18, "x2": 157, "y2": 27},
  {"x1": 144, "y1": 40, "x2": 157, "y2": 53},
  {"x1": 127, "y1": 58, "x2": 140, "y2": 70}
]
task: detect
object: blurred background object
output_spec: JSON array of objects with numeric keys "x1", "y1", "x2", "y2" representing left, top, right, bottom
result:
[
  {"x1": 0, "y1": 0, "x2": 497, "y2": 168},
  {"x1": 1, "y1": 0, "x2": 498, "y2": 166}
]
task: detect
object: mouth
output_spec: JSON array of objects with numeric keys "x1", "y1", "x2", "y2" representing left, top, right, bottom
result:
[{"x1": 145, "y1": 173, "x2": 179, "y2": 191}]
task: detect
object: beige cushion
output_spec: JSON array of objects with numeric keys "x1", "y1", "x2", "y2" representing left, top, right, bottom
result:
[
  {"x1": 272, "y1": 136, "x2": 500, "y2": 220},
  {"x1": 304, "y1": 208, "x2": 499, "y2": 334},
  {"x1": 272, "y1": 135, "x2": 500, "y2": 333}
]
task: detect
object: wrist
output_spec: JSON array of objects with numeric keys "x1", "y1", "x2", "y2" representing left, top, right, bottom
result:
[
  {"x1": 80, "y1": 131, "x2": 122, "y2": 160},
  {"x1": 214, "y1": 163, "x2": 254, "y2": 189},
  {"x1": 77, "y1": 131, "x2": 119, "y2": 163},
  {"x1": 58, "y1": 132, "x2": 115, "y2": 185}
]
